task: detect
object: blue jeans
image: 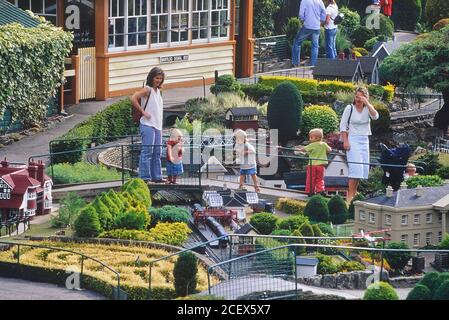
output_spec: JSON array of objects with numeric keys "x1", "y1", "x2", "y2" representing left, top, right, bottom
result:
[
  {"x1": 138, "y1": 124, "x2": 162, "y2": 181},
  {"x1": 325, "y1": 28, "x2": 338, "y2": 59},
  {"x1": 292, "y1": 27, "x2": 321, "y2": 66}
]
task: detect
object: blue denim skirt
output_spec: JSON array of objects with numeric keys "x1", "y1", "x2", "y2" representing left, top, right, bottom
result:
[{"x1": 240, "y1": 167, "x2": 257, "y2": 176}]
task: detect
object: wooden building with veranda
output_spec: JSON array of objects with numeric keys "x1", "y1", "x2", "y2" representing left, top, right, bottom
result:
[{"x1": 6, "y1": 0, "x2": 255, "y2": 101}]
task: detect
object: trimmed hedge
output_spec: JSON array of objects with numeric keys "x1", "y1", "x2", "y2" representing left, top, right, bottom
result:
[
  {"x1": 277, "y1": 215, "x2": 309, "y2": 232},
  {"x1": 173, "y1": 252, "x2": 198, "y2": 297},
  {"x1": 241, "y1": 83, "x2": 273, "y2": 102},
  {"x1": 51, "y1": 99, "x2": 137, "y2": 164},
  {"x1": 250, "y1": 212, "x2": 279, "y2": 235},
  {"x1": 304, "y1": 195, "x2": 329, "y2": 223},
  {"x1": 434, "y1": 279, "x2": 449, "y2": 300},
  {"x1": 406, "y1": 284, "x2": 432, "y2": 300},
  {"x1": 259, "y1": 76, "x2": 318, "y2": 92},
  {"x1": 148, "y1": 205, "x2": 191, "y2": 226},
  {"x1": 406, "y1": 175, "x2": 444, "y2": 188},
  {"x1": 275, "y1": 198, "x2": 307, "y2": 215},
  {"x1": 363, "y1": 282, "x2": 399, "y2": 300},
  {"x1": 300, "y1": 104, "x2": 339, "y2": 136},
  {"x1": 317, "y1": 80, "x2": 355, "y2": 94},
  {"x1": 328, "y1": 195, "x2": 348, "y2": 225},
  {"x1": 0, "y1": 22, "x2": 73, "y2": 128},
  {"x1": 210, "y1": 74, "x2": 242, "y2": 95}
]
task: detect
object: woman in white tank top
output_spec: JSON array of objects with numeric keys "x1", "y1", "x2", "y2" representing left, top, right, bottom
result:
[{"x1": 131, "y1": 67, "x2": 166, "y2": 183}]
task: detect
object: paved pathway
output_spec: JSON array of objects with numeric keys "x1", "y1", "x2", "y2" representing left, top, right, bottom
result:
[
  {"x1": 0, "y1": 277, "x2": 105, "y2": 300},
  {"x1": 204, "y1": 276, "x2": 412, "y2": 300}
]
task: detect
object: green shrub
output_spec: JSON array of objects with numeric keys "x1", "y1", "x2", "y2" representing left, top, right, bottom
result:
[
  {"x1": 277, "y1": 215, "x2": 309, "y2": 232},
  {"x1": 300, "y1": 105, "x2": 339, "y2": 137},
  {"x1": 348, "y1": 193, "x2": 365, "y2": 220},
  {"x1": 328, "y1": 195, "x2": 348, "y2": 225},
  {"x1": 433, "y1": 279, "x2": 449, "y2": 300},
  {"x1": 285, "y1": 17, "x2": 301, "y2": 55},
  {"x1": 312, "y1": 224, "x2": 324, "y2": 237},
  {"x1": 406, "y1": 175, "x2": 444, "y2": 188},
  {"x1": 433, "y1": 272, "x2": 449, "y2": 293},
  {"x1": 173, "y1": 252, "x2": 198, "y2": 297},
  {"x1": 74, "y1": 205, "x2": 102, "y2": 237},
  {"x1": 317, "y1": 80, "x2": 355, "y2": 93},
  {"x1": 114, "y1": 208, "x2": 150, "y2": 230},
  {"x1": 433, "y1": 18, "x2": 449, "y2": 31},
  {"x1": 407, "y1": 284, "x2": 432, "y2": 300},
  {"x1": 259, "y1": 76, "x2": 318, "y2": 92},
  {"x1": 0, "y1": 23, "x2": 72, "y2": 128},
  {"x1": 363, "y1": 282, "x2": 399, "y2": 300},
  {"x1": 304, "y1": 195, "x2": 330, "y2": 223},
  {"x1": 99, "y1": 229, "x2": 155, "y2": 241},
  {"x1": 148, "y1": 206, "x2": 190, "y2": 226},
  {"x1": 362, "y1": 13, "x2": 395, "y2": 39},
  {"x1": 363, "y1": 36, "x2": 380, "y2": 52},
  {"x1": 418, "y1": 271, "x2": 440, "y2": 291},
  {"x1": 338, "y1": 261, "x2": 366, "y2": 273},
  {"x1": 267, "y1": 82, "x2": 303, "y2": 142},
  {"x1": 371, "y1": 101, "x2": 391, "y2": 134},
  {"x1": 384, "y1": 242, "x2": 412, "y2": 271},
  {"x1": 148, "y1": 222, "x2": 191, "y2": 246},
  {"x1": 210, "y1": 74, "x2": 242, "y2": 95},
  {"x1": 315, "y1": 222, "x2": 335, "y2": 236},
  {"x1": 426, "y1": 0, "x2": 449, "y2": 27},
  {"x1": 122, "y1": 178, "x2": 152, "y2": 208},
  {"x1": 90, "y1": 198, "x2": 114, "y2": 231},
  {"x1": 241, "y1": 83, "x2": 273, "y2": 102},
  {"x1": 436, "y1": 166, "x2": 449, "y2": 179},
  {"x1": 47, "y1": 162, "x2": 125, "y2": 185},
  {"x1": 368, "y1": 85, "x2": 386, "y2": 100},
  {"x1": 51, "y1": 192, "x2": 86, "y2": 228},
  {"x1": 299, "y1": 221, "x2": 315, "y2": 236},
  {"x1": 317, "y1": 254, "x2": 338, "y2": 274},
  {"x1": 250, "y1": 212, "x2": 279, "y2": 235},
  {"x1": 391, "y1": 0, "x2": 421, "y2": 30},
  {"x1": 339, "y1": 7, "x2": 361, "y2": 38},
  {"x1": 275, "y1": 198, "x2": 307, "y2": 215},
  {"x1": 417, "y1": 152, "x2": 443, "y2": 174},
  {"x1": 271, "y1": 229, "x2": 292, "y2": 236},
  {"x1": 351, "y1": 26, "x2": 376, "y2": 48},
  {"x1": 440, "y1": 234, "x2": 449, "y2": 249},
  {"x1": 99, "y1": 193, "x2": 120, "y2": 218}
]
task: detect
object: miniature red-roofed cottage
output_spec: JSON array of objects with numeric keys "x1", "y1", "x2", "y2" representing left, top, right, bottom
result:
[{"x1": 0, "y1": 158, "x2": 52, "y2": 223}]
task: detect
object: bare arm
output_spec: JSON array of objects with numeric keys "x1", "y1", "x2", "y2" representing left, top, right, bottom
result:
[{"x1": 131, "y1": 87, "x2": 151, "y2": 118}]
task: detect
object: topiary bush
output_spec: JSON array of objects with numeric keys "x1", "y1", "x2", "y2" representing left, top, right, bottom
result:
[
  {"x1": 433, "y1": 280, "x2": 449, "y2": 300},
  {"x1": 147, "y1": 222, "x2": 191, "y2": 246},
  {"x1": 317, "y1": 254, "x2": 338, "y2": 274},
  {"x1": 267, "y1": 82, "x2": 303, "y2": 142},
  {"x1": 351, "y1": 26, "x2": 376, "y2": 48},
  {"x1": 271, "y1": 229, "x2": 292, "y2": 237},
  {"x1": 371, "y1": 101, "x2": 391, "y2": 134},
  {"x1": 300, "y1": 105, "x2": 339, "y2": 137},
  {"x1": 114, "y1": 208, "x2": 150, "y2": 230},
  {"x1": 250, "y1": 212, "x2": 279, "y2": 235},
  {"x1": 298, "y1": 222, "x2": 315, "y2": 244},
  {"x1": 316, "y1": 222, "x2": 335, "y2": 236},
  {"x1": 275, "y1": 198, "x2": 307, "y2": 215},
  {"x1": 210, "y1": 74, "x2": 242, "y2": 95},
  {"x1": 406, "y1": 284, "x2": 432, "y2": 300},
  {"x1": 317, "y1": 80, "x2": 355, "y2": 93},
  {"x1": 384, "y1": 242, "x2": 412, "y2": 271},
  {"x1": 328, "y1": 195, "x2": 348, "y2": 225},
  {"x1": 392, "y1": 0, "x2": 422, "y2": 31},
  {"x1": 74, "y1": 205, "x2": 102, "y2": 237},
  {"x1": 277, "y1": 215, "x2": 309, "y2": 232},
  {"x1": 304, "y1": 195, "x2": 330, "y2": 223},
  {"x1": 339, "y1": 7, "x2": 361, "y2": 39},
  {"x1": 122, "y1": 178, "x2": 152, "y2": 208},
  {"x1": 363, "y1": 282, "x2": 399, "y2": 300},
  {"x1": 426, "y1": 0, "x2": 449, "y2": 28},
  {"x1": 90, "y1": 198, "x2": 114, "y2": 231},
  {"x1": 406, "y1": 175, "x2": 444, "y2": 188},
  {"x1": 241, "y1": 83, "x2": 273, "y2": 102},
  {"x1": 148, "y1": 205, "x2": 190, "y2": 226},
  {"x1": 363, "y1": 36, "x2": 380, "y2": 52},
  {"x1": 418, "y1": 271, "x2": 440, "y2": 291},
  {"x1": 173, "y1": 252, "x2": 198, "y2": 297}
]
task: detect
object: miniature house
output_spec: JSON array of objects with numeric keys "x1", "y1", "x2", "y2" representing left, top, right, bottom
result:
[
  {"x1": 313, "y1": 58, "x2": 364, "y2": 83},
  {"x1": 200, "y1": 156, "x2": 228, "y2": 180},
  {"x1": 369, "y1": 39, "x2": 401, "y2": 62},
  {"x1": 354, "y1": 184, "x2": 449, "y2": 248},
  {"x1": 0, "y1": 159, "x2": 53, "y2": 222},
  {"x1": 296, "y1": 257, "x2": 319, "y2": 278},
  {"x1": 225, "y1": 107, "x2": 259, "y2": 131},
  {"x1": 357, "y1": 56, "x2": 380, "y2": 84}
]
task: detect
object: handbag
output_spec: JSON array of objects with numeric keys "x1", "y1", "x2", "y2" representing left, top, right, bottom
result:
[
  {"x1": 333, "y1": 13, "x2": 344, "y2": 25},
  {"x1": 132, "y1": 85, "x2": 150, "y2": 124}
]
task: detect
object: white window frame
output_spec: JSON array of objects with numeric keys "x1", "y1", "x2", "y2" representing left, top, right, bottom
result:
[
  {"x1": 109, "y1": 0, "x2": 150, "y2": 52},
  {"x1": 28, "y1": 192, "x2": 37, "y2": 200},
  {"x1": 44, "y1": 182, "x2": 52, "y2": 193},
  {"x1": 369, "y1": 212, "x2": 375, "y2": 224},
  {"x1": 426, "y1": 232, "x2": 432, "y2": 244},
  {"x1": 401, "y1": 215, "x2": 408, "y2": 226},
  {"x1": 191, "y1": 0, "x2": 209, "y2": 43},
  {"x1": 426, "y1": 213, "x2": 433, "y2": 224},
  {"x1": 44, "y1": 199, "x2": 53, "y2": 209},
  {"x1": 11, "y1": 0, "x2": 57, "y2": 25},
  {"x1": 385, "y1": 214, "x2": 391, "y2": 226},
  {"x1": 170, "y1": 0, "x2": 190, "y2": 45},
  {"x1": 413, "y1": 233, "x2": 420, "y2": 246},
  {"x1": 150, "y1": 0, "x2": 170, "y2": 48},
  {"x1": 401, "y1": 234, "x2": 408, "y2": 243},
  {"x1": 209, "y1": 0, "x2": 230, "y2": 41},
  {"x1": 414, "y1": 214, "x2": 421, "y2": 225},
  {"x1": 359, "y1": 210, "x2": 366, "y2": 221}
]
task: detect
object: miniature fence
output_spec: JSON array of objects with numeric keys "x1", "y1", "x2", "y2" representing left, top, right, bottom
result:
[{"x1": 0, "y1": 240, "x2": 123, "y2": 300}]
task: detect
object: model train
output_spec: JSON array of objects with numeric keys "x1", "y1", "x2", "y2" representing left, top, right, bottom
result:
[{"x1": 205, "y1": 216, "x2": 229, "y2": 248}]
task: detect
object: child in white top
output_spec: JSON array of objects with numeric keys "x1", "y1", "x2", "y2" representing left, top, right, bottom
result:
[{"x1": 235, "y1": 129, "x2": 260, "y2": 192}]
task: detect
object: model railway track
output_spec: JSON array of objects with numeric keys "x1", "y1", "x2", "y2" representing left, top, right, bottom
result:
[{"x1": 187, "y1": 221, "x2": 224, "y2": 264}]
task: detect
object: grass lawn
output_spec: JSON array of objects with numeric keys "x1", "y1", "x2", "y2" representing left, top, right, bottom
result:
[
  {"x1": 410, "y1": 152, "x2": 449, "y2": 167},
  {"x1": 19, "y1": 220, "x2": 73, "y2": 238}
]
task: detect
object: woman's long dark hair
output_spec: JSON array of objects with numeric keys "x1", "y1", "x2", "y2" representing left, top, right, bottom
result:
[{"x1": 145, "y1": 67, "x2": 165, "y2": 89}]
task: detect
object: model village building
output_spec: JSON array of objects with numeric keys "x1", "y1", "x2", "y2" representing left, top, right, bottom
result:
[
  {"x1": 4, "y1": 0, "x2": 255, "y2": 103},
  {"x1": 0, "y1": 159, "x2": 52, "y2": 221},
  {"x1": 354, "y1": 184, "x2": 449, "y2": 248}
]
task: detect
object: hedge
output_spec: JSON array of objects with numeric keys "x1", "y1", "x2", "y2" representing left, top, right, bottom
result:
[
  {"x1": 317, "y1": 80, "x2": 355, "y2": 93},
  {"x1": 275, "y1": 198, "x2": 307, "y2": 215},
  {"x1": 0, "y1": 22, "x2": 73, "y2": 128},
  {"x1": 300, "y1": 105, "x2": 339, "y2": 137},
  {"x1": 406, "y1": 284, "x2": 432, "y2": 300},
  {"x1": 250, "y1": 213, "x2": 279, "y2": 235},
  {"x1": 363, "y1": 282, "x2": 399, "y2": 300},
  {"x1": 259, "y1": 76, "x2": 318, "y2": 92},
  {"x1": 51, "y1": 99, "x2": 137, "y2": 164},
  {"x1": 426, "y1": 0, "x2": 449, "y2": 27},
  {"x1": 406, "y1": 175, "x2": 444, "y2": 188}
]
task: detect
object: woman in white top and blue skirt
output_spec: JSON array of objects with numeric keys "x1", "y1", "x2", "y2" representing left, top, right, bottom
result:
[
  {"x1": 131, "y1": 67, "x2": 165, "y2": 183},
  {"x1": 340, "y1": 87, "x2": 379, "y2": 202}
]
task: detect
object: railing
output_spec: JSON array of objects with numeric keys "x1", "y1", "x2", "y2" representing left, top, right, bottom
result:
[
  {"x1": 0, "y1": 240, "x2": 122, "y2": 300},
  {"x1": 434, "y1": 137, "x2": 449, "y2": 154},
  {"x1": 207, "y1": 242, "x2": 449, "y2": 300},
  {"x1": 254, "y1": 35, "x2": 289, "y2": 73}
]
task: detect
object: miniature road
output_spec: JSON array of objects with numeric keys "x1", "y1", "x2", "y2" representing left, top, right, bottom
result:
[
  {"x1": 204, "y1": 276, "x2": 412, "y2": 300},
  {"x1": 0, "y1": 277, "x2": 105, "y2": 300}
]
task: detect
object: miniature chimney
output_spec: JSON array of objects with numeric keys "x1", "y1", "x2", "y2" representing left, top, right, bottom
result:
[
  {"x1": 386, "y1": 186, "x2": 394, "y2": 198},
  {"x1": 415, "y1": 185, "x2": 424, "y2": 197},
  {"x1": 37, "y1": 160, "x2": 45, "y2": 184},
  {"x1": 400, "y1": 182, "x2": 407, "y2": 190},
  {"x1": 28, "y1": 159, "x2": 38, "y2": 180},
  {"x1": 1, "y1": 158, "x2": 9, "y2": 168}
]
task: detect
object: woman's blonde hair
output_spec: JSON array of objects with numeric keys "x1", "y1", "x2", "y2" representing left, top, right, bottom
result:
[
  {"x1": 354, "y1": 86, "x2": 370, "y2": 104},
  {"x1": 169, "y1": 128, "x2": 183, "y2": 141}
]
